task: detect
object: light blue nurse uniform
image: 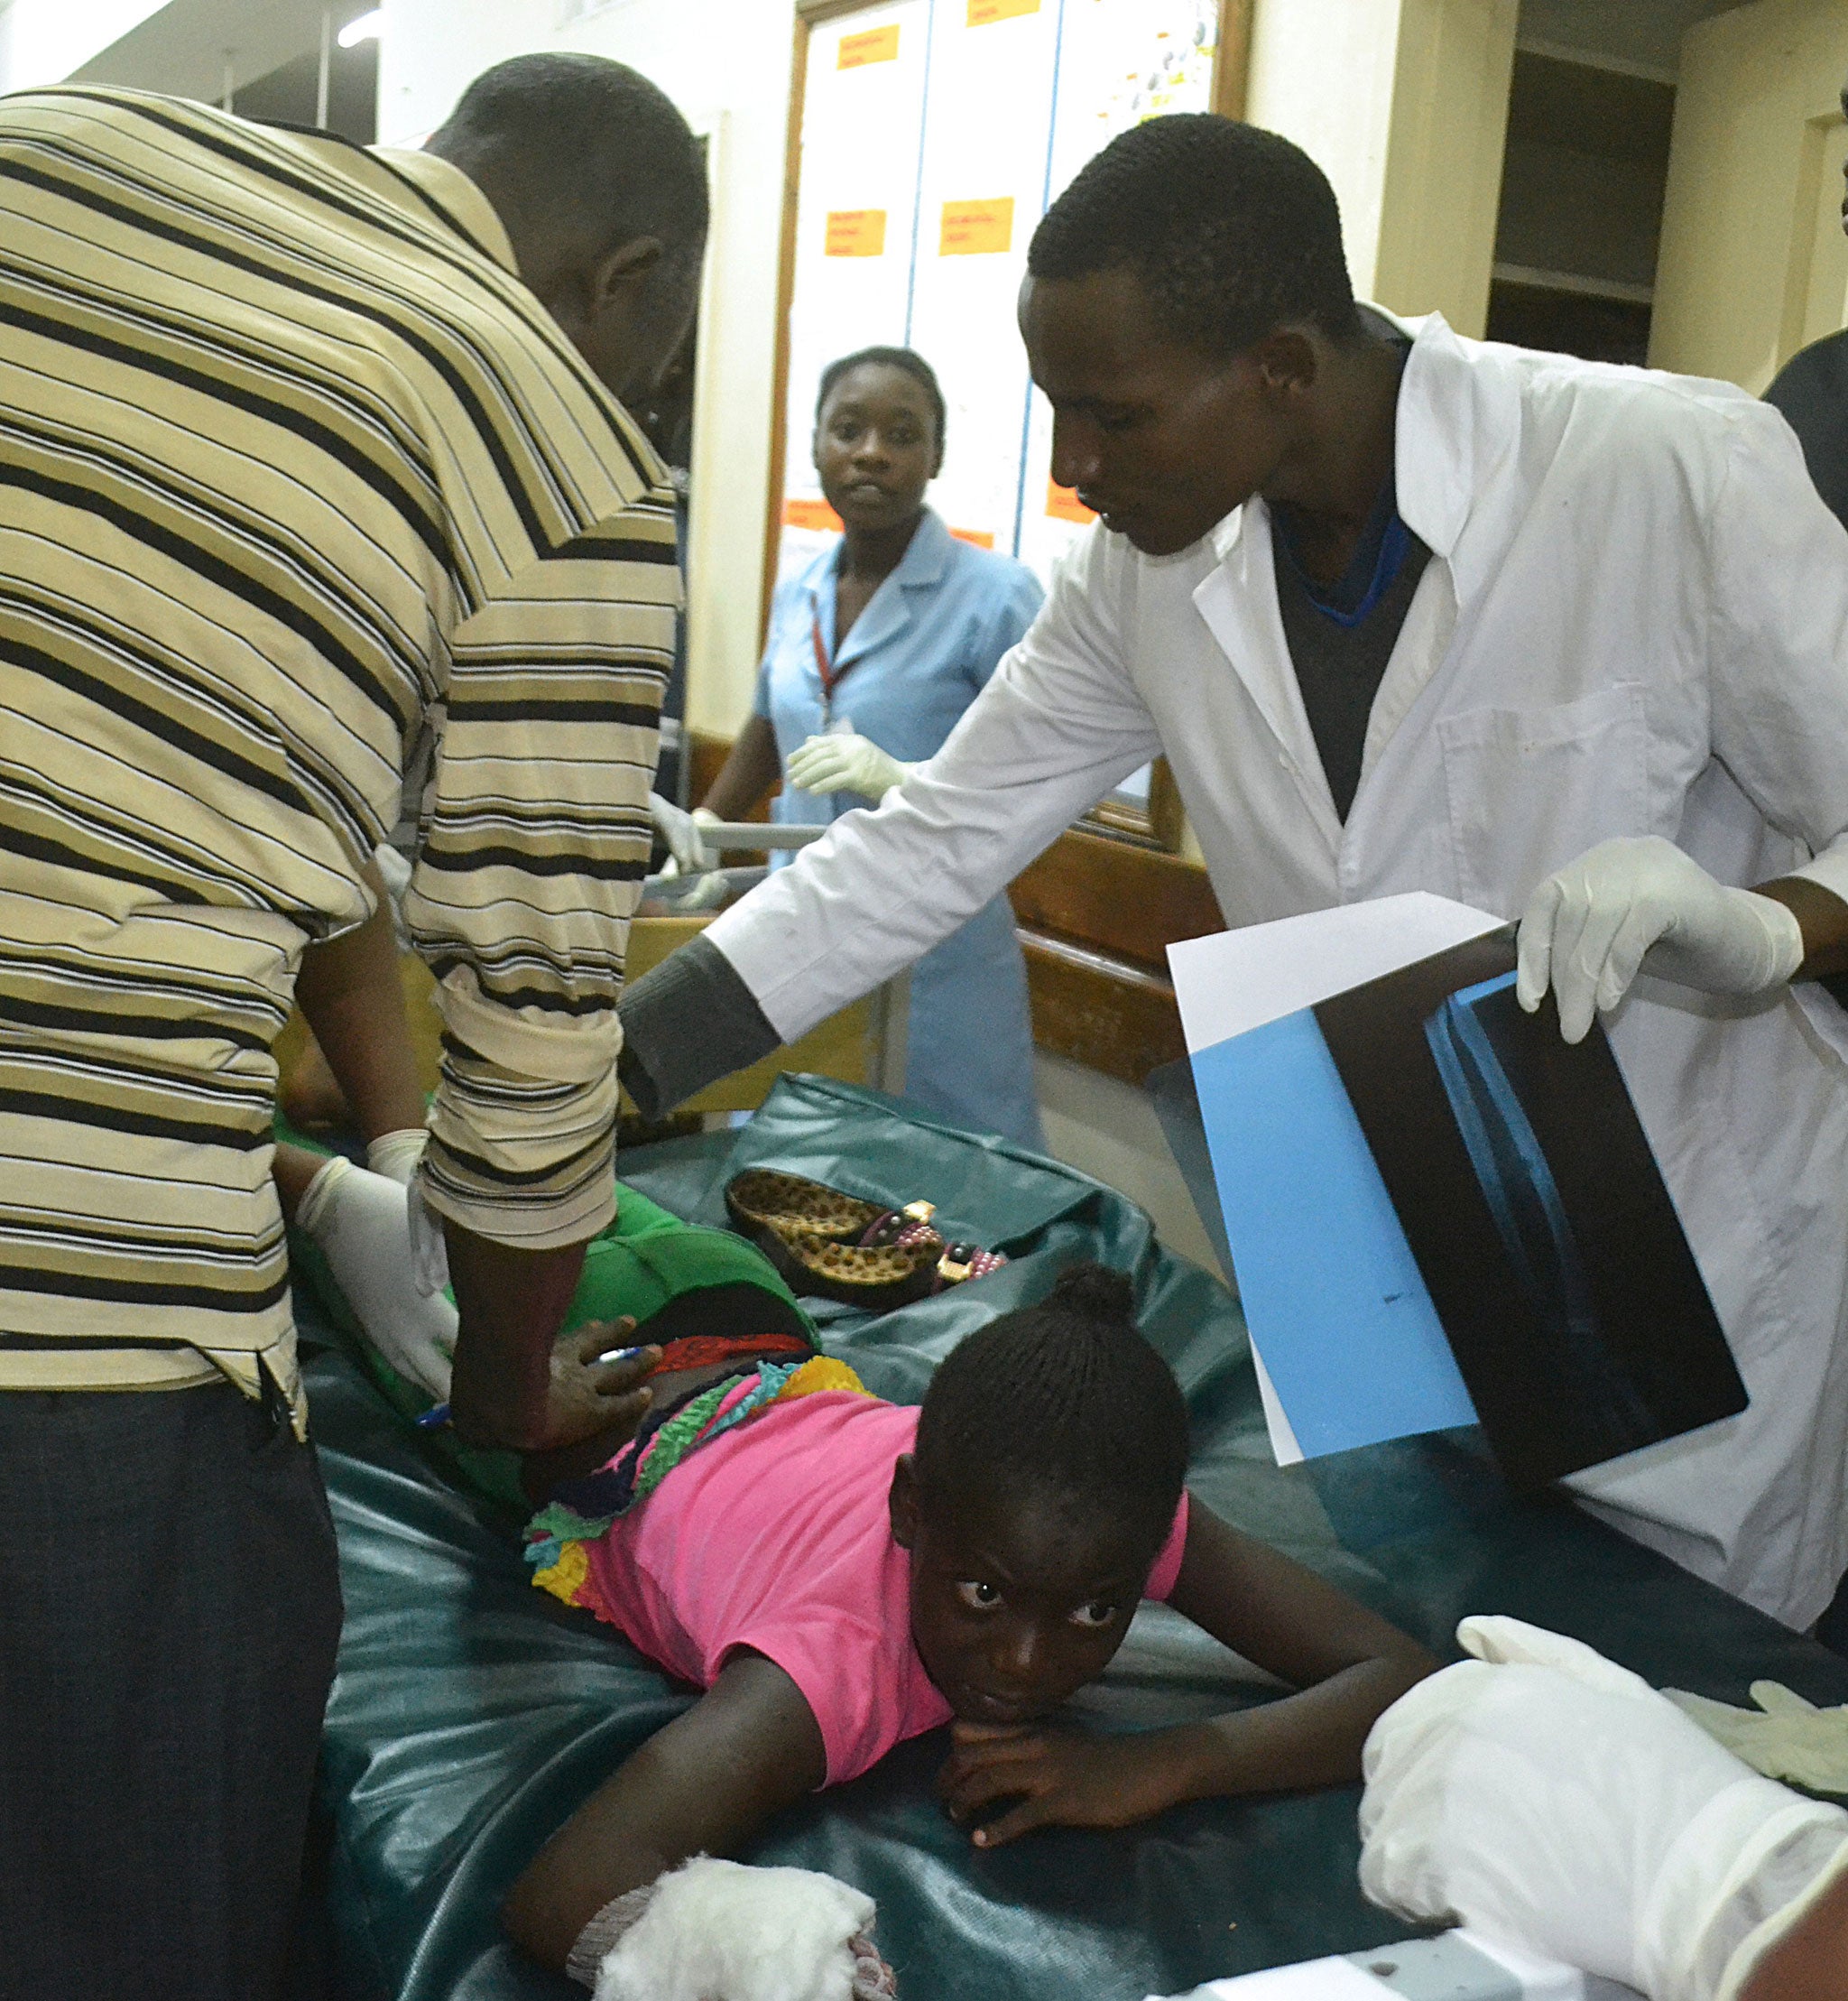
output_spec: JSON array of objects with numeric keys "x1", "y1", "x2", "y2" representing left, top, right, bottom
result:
[{"x1": 755, "y1": 506, "x2": 1046, "y2": 1147}]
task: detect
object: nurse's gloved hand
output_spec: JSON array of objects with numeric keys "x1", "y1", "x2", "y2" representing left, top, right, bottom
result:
[
  {"x1": 784, "y1": 730, "x2": 914, "y2": 803},
  {"x1": 1359, "y1": 1615, "x2": 1848, "y2": 2001},
  {"x1": 1516, "y1": 836, "x2": 1804, "y2": 1042},
  {"x1": 649, "y1": 792, "x2": 719, "y2": 875},
  {"x1": 1668, "y1": 1682, "x2": 1848, "y2": 1797}
]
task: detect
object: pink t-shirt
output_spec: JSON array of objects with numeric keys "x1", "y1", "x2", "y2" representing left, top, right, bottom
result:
[{"x1": 583, "y1": 1390, "x2": 1191, "y2": 1785}]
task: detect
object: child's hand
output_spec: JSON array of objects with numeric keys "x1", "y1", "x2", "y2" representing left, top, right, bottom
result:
[{"x1": 937, "y1": 1720, "x2": 1190, "y2": 1848}]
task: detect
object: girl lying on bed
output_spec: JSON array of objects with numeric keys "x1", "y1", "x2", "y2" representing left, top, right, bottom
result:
[
  {"x1": 505, "y1": 1264, "x2": 1435, "y2": 1993},
  {"x1": 290, "y1": 1158, "x2": 1436, "y2": 1999}
]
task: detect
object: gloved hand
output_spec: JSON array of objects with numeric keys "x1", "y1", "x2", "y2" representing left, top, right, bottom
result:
[
  {"x1": 649, "y1": 792, "x2": 719, "y2": 875},
  {"x1": 1668, "y1": 1683, "x2": 1848, "y2": 1797},
  {"x1": 294, "y1": 1156, "x2": 457, "y2": 1399},
  {"x1": 577, "y1": 1856, "x2": 895, "y2": 2001},
  {"x1": 784, "y1": 729, "x2": 913, "y2": 802},
  {"x1": 369, "y1": 1129, "x2": 447, "y2": 1298},
  {"x1": 1359, "y1": 1615, "x2": 1848, "y2": 2001},
  {"x1": 1516, "y1": 836, "x2": 1804, "y2": 1043},
  {"x1": 364, "y1": 1126, "x2": 425, "y2": 1186},
  {"x1": 405, "y1": 1172, "x2": 450, "y2": 1297}
]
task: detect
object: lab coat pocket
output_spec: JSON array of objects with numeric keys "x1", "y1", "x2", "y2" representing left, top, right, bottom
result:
[{"x1": 1439, "y1": 682, "x2": 1648, "y2": 914}]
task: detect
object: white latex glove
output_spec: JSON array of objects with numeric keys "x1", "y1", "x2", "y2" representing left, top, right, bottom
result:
[
  {"x1": 1668, "y1": 1682, "x2": 1848, "y2": 1797},
  {"x1": 400, "y1": 1170, "x2": 450, "y2": 1297},
  {"x1": 295, "y1": 1156, "x2": 457, "y2": 1399},
  {"x1": 649, "y1": 792, "x2": 719, "y2": 875},
  {"x1": 364, "y1": 1126, "x2": 425, "y2": 1186},
  {"x1": 1516, "y1": 835, "x2": 1804, "y2": 1043},
  {"x1": 783, "y1": 729, "x2": 913, "y2": 802},
  {"x1": 1359, "y1": 1615, "x2": 1848, "y2": 2001},
  {"x1": 590, "y1": 1856, "x2": 889, "y2": 2001}
]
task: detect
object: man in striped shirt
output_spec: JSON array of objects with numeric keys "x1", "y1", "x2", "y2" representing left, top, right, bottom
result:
[{"x1": 0, "y1": 55, "x2": 705, "y2": 1994}]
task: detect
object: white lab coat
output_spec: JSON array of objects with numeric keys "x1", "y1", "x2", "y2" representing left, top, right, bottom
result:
[{"x1": 708, "y1": 310, "x2": 1848, "y2": 1627}]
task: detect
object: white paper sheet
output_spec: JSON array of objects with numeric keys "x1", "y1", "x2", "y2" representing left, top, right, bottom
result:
[
  {"x1": 1170, "y1": 894, "x2": 1502, "y2": 1468},
  {"x1": 1248, "y1": 1339, "x2": 1305, "y2": 1468},
  {"x1": 1147, "y1": 1931, "x2": 1600, "y2": 2000},
  {"x1": 1147, "y1": 1960, "x2": 1387, "y2": 2000},
  {"x1": 1167, "y1": 894, "x2": 1504, "y2": 1056}
]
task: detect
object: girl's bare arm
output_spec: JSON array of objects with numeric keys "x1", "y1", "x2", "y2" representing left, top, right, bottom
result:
[{"x1": 503, "y1": 1649, "x2": 827, "y2": 1971}]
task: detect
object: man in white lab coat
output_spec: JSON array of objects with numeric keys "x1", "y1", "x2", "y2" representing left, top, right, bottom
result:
[{"x1": 624, "y1": 116, "x2": 1848, "y2": 1629}]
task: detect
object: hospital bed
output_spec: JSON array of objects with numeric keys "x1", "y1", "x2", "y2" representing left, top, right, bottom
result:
[{"x1": 291, "y1": 1072, "x2": 1848, "y2": 2001}]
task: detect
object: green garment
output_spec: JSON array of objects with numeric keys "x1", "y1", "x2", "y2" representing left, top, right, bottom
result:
[{"x1": 281, "y1": 1118, "x2": 810, "y2": 1517}]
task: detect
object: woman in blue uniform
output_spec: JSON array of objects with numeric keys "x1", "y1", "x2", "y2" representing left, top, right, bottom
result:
[{"x1": 698, "y1": 347, "x2": 1045, "y2": 1146}]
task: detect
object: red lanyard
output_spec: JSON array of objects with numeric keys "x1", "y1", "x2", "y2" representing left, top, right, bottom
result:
[{"x1": 810, "y1": 607, "x2": 841, "y2": 705}]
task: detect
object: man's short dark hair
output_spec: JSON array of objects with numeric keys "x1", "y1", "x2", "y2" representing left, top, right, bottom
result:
[
  {"x1": 429, "y1": 53, "x2": 707, "y2": 269},
  {"x1": 913, "y1": 1263, "x2": 1188, "y2": 1556},
  {"x1": 1029, "y1": 113, "x2": 1360, "y2": 355}
]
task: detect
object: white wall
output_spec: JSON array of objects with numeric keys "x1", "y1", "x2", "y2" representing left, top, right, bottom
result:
[
  {"x1": 1246, "y1": 0, "x2": 1517, "y2": 338},
  {"x1": 0, "y1": 0, "x2": 171, "y2": 90},
  {"x1": 1244, "y1": 0, "x2": 1407, "y2": 303},
  {"x1": 380, "y1": 0, "x2": 794, "y2": 737},
  {"x1": 1374, "y1": 0, "x2": 1518, "y2": 338},
  {"x1": 1651, "y1": 0, "x2": 1848, "y2": 389}
]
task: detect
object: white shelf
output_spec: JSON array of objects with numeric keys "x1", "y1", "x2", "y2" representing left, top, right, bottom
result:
[{"x1": 1492, "y1": 261, "x2": 1655, "y2": 306}]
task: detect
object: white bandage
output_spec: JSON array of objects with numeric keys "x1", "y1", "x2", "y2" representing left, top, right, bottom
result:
[{"x1": 585, "y1": 1856, "x2": 888, "y2": 2001}]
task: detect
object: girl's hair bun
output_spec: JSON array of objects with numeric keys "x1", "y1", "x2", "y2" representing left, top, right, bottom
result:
[{"x1": 1046, "y1": 1261, "x2": 1135, "y2": 1325}]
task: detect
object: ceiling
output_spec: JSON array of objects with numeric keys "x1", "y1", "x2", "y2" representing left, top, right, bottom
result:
[
  {"x1": 1517, "y1": 0, "x2": 1745, "y2": 79},
  {"x1": 69, "y1": 0, "x2": 375, "y2": 108}
]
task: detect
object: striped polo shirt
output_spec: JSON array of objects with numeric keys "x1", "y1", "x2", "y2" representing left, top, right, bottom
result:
[{"x1": 0, "y1": 88, "x2": 679, "y2": 1413}]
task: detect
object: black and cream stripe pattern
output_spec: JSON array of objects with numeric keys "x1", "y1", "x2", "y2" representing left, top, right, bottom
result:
[{"x1": 0, "y1": 88, "x2": 679, "y2": 1406}]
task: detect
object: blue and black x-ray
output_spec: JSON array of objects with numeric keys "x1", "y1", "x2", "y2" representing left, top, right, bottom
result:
[
  {"x1": 1313, "y1": 933, "x2": 1745, "y2": 1492},
  {"x1": 1425, "y1": 972, "x2": 1656, "y2": 1459}
]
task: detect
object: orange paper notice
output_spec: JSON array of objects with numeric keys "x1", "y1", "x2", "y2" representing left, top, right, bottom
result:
[
  {"x1": 838, "y1": 23, "x2": 901, "y2": 68},
  {"x1": 1046, "y1": 481, "x2": 1096, "y2": 523},
  {"x1": 825, "y1": 208, "x2": 887, "y2": 258},
  {"x1": 968, "y1": 0, "x2": 1040, "y2": 23},
  {"x1": 939, "y1": 197, "x2": 1013, "y2": 256},
  {"x1": 784, "y1": 497, "x2": 844, "y2": 533},
  {"x1": 948, "y1": 526, "x2": 996, "y2": 549}
]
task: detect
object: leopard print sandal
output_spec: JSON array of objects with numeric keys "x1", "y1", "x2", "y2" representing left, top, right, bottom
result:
[
  {"x1": 725, "y1": 1169, "x2": 1008, "y2": 1308},
  {"x1": 724, "y1": 1168, "x2": 886, "y2": 1244}
]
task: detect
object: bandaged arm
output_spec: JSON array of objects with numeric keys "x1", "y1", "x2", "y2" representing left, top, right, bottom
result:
[
  {"x1": 504, "y1": 1650, "x2": 828, "y2": 1975},
  {"x1": 617, "y1": 549, "x2": 1161, "y2": 1117}
]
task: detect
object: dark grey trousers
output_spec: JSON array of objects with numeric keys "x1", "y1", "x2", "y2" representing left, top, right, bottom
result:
[{"x1": 0, "y1": 1378, "x2": 342, "y2": 2001}]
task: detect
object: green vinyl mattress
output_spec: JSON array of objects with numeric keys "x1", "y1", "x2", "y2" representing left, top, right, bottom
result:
[{"x1": 299, "y1": 1074, "x2": 1848, "y2": 2001}]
